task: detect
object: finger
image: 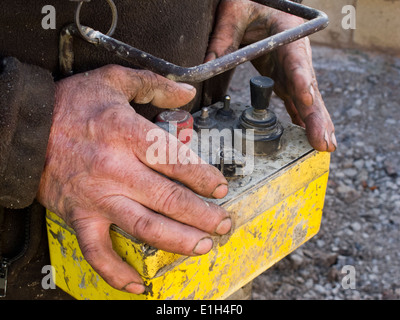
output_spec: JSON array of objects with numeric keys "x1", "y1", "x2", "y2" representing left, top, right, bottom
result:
[
  {"x1": 86, "y1": 106, "x2": 229, "y2": 199},
  {"x1": 278, "y1": 40, "x2": 337, "y2": 152},
  {"x1": 281, "y1": 92, "x2": 336, "y2": 152},
  {"x1": 71, "y1": 213, "x2": 146, "y2": 294},
  {"x1": 108, "y1": 196, "x2": 214, "y2": 256},
  {"x1": 85, "y1": 120, "x2": 231, "y2": 235},
  {"x1": 117, "y1": 159, "x2": 231, "y2": 236},
  {"x1": 303, "y1": 93, "x2": 337, "y2": 152},
  {"x1": 204, "y1": 0, "x2": 249, "y2": 62},
  {"x1": 101, "y1": 65, "x2": 196, "y2": 108},
  {"x1": 132, "y1": 116, "x2": 229, "y2": 199}
]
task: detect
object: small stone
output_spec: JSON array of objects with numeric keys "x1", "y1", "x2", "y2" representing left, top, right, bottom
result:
[
  {"x1": 350, "y1": 222, "x2": 362, "y2": 232},
  {"x1": 327, "y1": 267, "x2": 340, "y2": 282},
  {"x1": 347, "y1": 108, "x2": 362, "y2": 118},
  {"x1": 365, "y1": 160, "x2": 376, "y2": 171},
  {"x1": 305, "y1": 279, "x2": 314, "y2": 289},
  {"x1": 344, "y1": 168, "x2": 358, "y2": 178},
  {"x1": 325, "y1": 253, "x2": 339, "y2": 267},
  {"x1": 385, "y1": 118, "x2": 397, "y2": 125},
  {"x1": 384, "y1": 159, "x2": 398, "y2": 177},
  {"x1": 376, "y1": 155, "x2": 386, "y2": 163},
  {"x1": 315, "y1": 252, "x2": 338, "y2": 267},
  {"x1": 289, "y1": 253, "x2": 304, "y2": 268},
  {"x1": 315, "y1": 284, "x2": 327, "y2": 295},
  {"x1": 362, "y1": 232, "x2": 370, "y2": 239},
  {"x1": 343, "y1": 160, "x2": 354, "y2": 169},
  {"x1": 316, "y1": 239, "x2": 326, "y2": 248},
  {"x1": 336, "y1": 185, "x2": 361, "y2": 204},
  {"x1": 389, "y1": 214, "x2": 400, "y2": 225},
  {"x1": 296, "y1": 277, "x2": 305, "y2": 284},
  {"x1": 354, "y1": 159, "x2": 364, "y2": 170}
]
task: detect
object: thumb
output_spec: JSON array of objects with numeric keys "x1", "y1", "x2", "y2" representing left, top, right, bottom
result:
[
  {"x1": 204, "y1": 0, "x2": 249, "y2": 62},
  {"x1": 102, "y1": 65, "x2": 196, "y2": 109}
]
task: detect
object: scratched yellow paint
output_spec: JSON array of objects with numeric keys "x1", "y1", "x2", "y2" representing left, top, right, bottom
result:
[{"x1": 46, "y1": 151, "x2": 330, "y2": 300}]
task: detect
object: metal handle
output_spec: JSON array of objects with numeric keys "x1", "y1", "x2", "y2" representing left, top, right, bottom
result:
[{"x1": 61, "y1": 0, "x2": 328, "y2": 81}]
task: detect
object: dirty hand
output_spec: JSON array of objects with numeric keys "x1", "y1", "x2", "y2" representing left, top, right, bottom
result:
[
  {"x1": 205, "y1": 0, "x2": 336, "y2": 152},
  {"x1": 36, "y1": 65, "x2": 231, "y2": 294}
]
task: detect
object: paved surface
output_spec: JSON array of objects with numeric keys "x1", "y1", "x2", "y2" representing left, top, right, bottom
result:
[{"x1": 227, "y1": 45, "x2": 400, "y2": 300}]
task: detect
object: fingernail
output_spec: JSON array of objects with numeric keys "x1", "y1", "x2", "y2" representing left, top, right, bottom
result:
[
  {"x1": 215, "y1": 217, "x2": 232, "y2": 235},
  {"x1": 331, "y1": 131, "x2": 337, "y2": 150},
  {"x1": 178, "y1": 82, "x2": 195, "y2": 91},
  {"x1": 123, "y1": 282, "x2": 146, "y2": 294},
  {"x1": 309, "y1": 85, "x2": 315, "y2": 98},
  {"x1": 193, "y1": 237, "x2": 214, "y2": 255},
  {"x1": 211, "y1": 183, "x2": 228, "y2": 199},
  {"x1": 324, "y1": 129, "x2": 329, "y2": 151},
  {"x1": 305, "y1": 85, "x2": 315, "y2": 107}
]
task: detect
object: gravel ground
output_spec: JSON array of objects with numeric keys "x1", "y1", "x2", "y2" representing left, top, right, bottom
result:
[{"x1": 227, "y1": 45, "x2": 400, "y2": 300}]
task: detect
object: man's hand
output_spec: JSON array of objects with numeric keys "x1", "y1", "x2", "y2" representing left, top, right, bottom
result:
[
  {"x1": 37, "y1": 65, "x2": 232, "y2": 294},
  {"x1": 205, "y1": 0, "x2": 337, "y2": 152}
]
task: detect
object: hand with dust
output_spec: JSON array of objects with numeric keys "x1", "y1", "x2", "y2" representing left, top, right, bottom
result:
[
  {"x1": 205, "y1": 0, "x2": 337, "y2": 152},
  {"x1": 36, "y1": 65, "x2": 231, "y2": 294}
]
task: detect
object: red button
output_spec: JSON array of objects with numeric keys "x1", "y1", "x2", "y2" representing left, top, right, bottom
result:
[{"x1": 155, "y1": 109, "x2": 194, "y2": 144}]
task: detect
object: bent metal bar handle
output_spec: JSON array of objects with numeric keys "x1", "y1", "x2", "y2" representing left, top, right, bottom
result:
[{"x1": 60, "y1": 0, "x2": 329, "y2": 82}]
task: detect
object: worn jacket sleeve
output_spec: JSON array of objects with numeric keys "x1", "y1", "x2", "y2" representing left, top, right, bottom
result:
[{"x1": 0, "y1": 57, "x2": 55, "y2": 209}]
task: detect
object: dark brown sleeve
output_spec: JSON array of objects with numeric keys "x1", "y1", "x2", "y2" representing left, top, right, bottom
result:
[{"x1": 0, "y1": 57, "x2": 55, "y2": 209}]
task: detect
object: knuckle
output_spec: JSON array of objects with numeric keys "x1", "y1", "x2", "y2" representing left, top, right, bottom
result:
[
  {"x1": 100, "y1": 65, "x2": 128, "y2": 91},
  {"x1": 191, "y1": 163, "x2": 224, "y2": 195},
  {"x1": 189, "y1": 165, "x2": 212, "y2": 192},
  {"x1": 80, "y1": 240, "x2": 102, "y2": 266},
  {"x1": 134, "y1": 70, "x2": 158, "y2": 101},
  {"x1": 96, "y1": 106, "x2": 136, "y2": 139},
  {"x1": 70, "y1": 218, "x2": 115, "y2": 278},
  {"x1": 199, "y1": 165, "x2": 223, "y2": 193},
  {"x1": 102, "y1": 64, "x2": 124, "y2": 79},
  {"x1": 165, "y1": 158, "x2": 224, "y2": 197},
  {"x1": 71, "y1": 220, "x2": 100, "y2": 262},
  {"x1": 132, "y1": 215, "x2": 163, "y2": 244},
  {"x1": 167, "y1": 159, "x2": 187, "y2": 177},
  {"x1": 155, "y1": 184, "x2": 187, "y2": 216}
]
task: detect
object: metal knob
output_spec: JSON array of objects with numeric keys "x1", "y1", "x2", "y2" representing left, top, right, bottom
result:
[
  {"x1": 194, "y1": 107, "x2": 216, "y2": 130},
  {"x1": 216, "y1": 95, "x2": 235, "y2": 121},
  {"x1": 236, "y1": 76, "x2": 284, "y2": 156},
  {"x1": 250, "y1": 76, "x2": 274, "y2": 111}
]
